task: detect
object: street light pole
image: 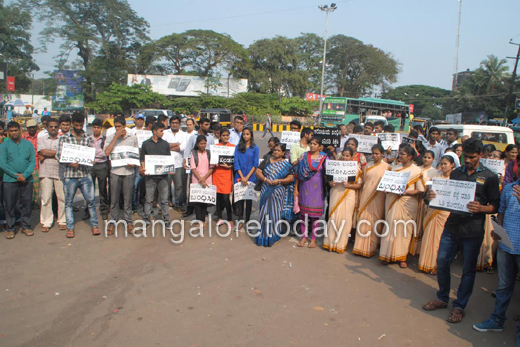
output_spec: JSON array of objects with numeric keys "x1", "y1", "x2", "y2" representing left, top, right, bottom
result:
[{"x1": 318, "y1": 3, "x2": 337, "y2": 125}]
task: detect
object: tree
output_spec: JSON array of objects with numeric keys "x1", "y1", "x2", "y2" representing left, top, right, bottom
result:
[
  {"x1": 19, "y1": 0, "x2": 150, "y2": 102},
  {"x1": 0, "y1": 0, "x2": 39, "y2": 93},
  {"x1": 383, "y1": 85, "x2": 451, "y2": 120},
  {"x1": 327, "y1": 35, "x2": 399, "y2": 97}
]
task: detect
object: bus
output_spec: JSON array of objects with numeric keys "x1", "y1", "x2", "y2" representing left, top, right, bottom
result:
[{"x1": 320, "y1": 97, "x2": 411, "y2": 132}]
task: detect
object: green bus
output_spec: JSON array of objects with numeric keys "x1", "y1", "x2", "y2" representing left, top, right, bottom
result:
[{"x1": 320, "y1": 97, "x2": 410, "y2": 132}]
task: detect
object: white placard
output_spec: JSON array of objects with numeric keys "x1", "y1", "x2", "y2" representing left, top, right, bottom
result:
[
  {"x1": 144, "y1": 155, "x2": 175, "y2": 175},
  {"x1": 326, "y1": 160, "x2": 358, "y2": 182},
  {"x1": 59, "y1": 143, "x2": 95, "y2": 166},
  {"x1": 429, "y1": 178, "x2": 476, "y2": 214},
  {"x1": 480, "y1": 158, "x2": 505, "y2": 176},
  {"x1": 110, "y1": 146, "x2": 140, "y2": 167},
  {"x1": 189, "y1": 183, "x2": 217, "y2": 205},
  {"x1": 210, "y1": 145, "x2": 235, "y2": 165},
  {"x1": 376, "y1": 170, "x2": 411, "y2": 194},
  {"x1": 136, "y1": 130, "x2": 152, "y2": 148},
  {"x1": 280, "y1": 131, "x2": 301, "y2": 149},
  {"x1": 347, "y1": 134, "x2": 379, "y2": 153},
  {"x1": 233, "y1": 182, "x2": 258, "y2": 202},
  {"x1": 377, "y1": 133, "x2": 401, "y2": 151}
]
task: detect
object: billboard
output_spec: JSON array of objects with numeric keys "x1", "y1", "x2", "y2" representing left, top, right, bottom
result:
[
  {"x1": 52, "y1": 70, "x2": 84, "y2": 111},
  {"x1": 127, "y1": 74, "x2": 248, "y2": 97}
]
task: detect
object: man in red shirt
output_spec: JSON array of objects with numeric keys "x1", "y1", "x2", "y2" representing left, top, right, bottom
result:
[{"x1": 23, "y1": 119, "x2": 40, "y2": 208}]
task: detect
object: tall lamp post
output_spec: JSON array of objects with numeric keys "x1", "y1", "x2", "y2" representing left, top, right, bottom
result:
[{"x1": 318, "y1": 3, "x2": 337, "y2": 125}]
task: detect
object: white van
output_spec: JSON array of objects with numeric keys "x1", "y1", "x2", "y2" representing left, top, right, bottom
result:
[{"x1": 435, "y1": 124, "x2": 514, "y2": 151}]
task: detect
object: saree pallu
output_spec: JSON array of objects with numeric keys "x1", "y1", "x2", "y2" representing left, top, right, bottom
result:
[
  {"x1": 256, "y1": 160, "x2": 293, "y2": 247},
  {"x1": 417, "y1": 207, "x2": 450, "y2": 274}
]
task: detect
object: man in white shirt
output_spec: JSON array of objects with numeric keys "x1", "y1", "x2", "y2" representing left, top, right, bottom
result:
[
  {"x1": 423, "y1": 127, "x2": 444, "y2": 167},
  {"x1": 229, "y1": 116, "x2": 244, "y2": 146},
  {"x1": 163, "y1": 115, "x2": 188, "y2": 211}
]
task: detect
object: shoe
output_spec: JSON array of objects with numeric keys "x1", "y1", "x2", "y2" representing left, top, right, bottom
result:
[{"x1": 473, "y1": 319, "x2": 504, "y2": 332}]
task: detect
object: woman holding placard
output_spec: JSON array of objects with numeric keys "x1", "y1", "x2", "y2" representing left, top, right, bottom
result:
[
  {"x1": 213, "y1": 128, "x2": 235, "y2": 228},
  {"x1": 323, "y1": 147, "x2": 363, "y2": 254},
  {"x1": 345, "y1": 138, "x2": 367, "y2": 168},
  {"x1": 190, "y1": 135, "x2": 214, "y2": 228},
  {"x1": 255, "y1": 143, "x2": 294, "y2": 247},
  {"x1": 379, "y1": 145, "x2": 425, "y2": 268},
  {"x1": 294, "y1": 137, "x2": 328, "y2": 248},
  {"x1": 418, "y1": 155, "x2": 455, "y2": 274},
  {"x1": 353, "y1": 144, "x2": 391, "y2": 258},
  {"x1": 234, "y1": 128, "x2": 259, "y2": 231}
]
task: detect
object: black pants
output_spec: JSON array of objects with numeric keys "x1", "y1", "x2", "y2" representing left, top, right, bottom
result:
[
  {"x1": 235, "y1": 200, "x2": 252, "y2": 223},
  {"x1": 91, "y1": 162, "x2": 109, "y2": 216},
  {"x1": 194, "y1": 203, "x2": 208, "y2": 222},
  {"x1": 4, "y1": 181, "x2": 33, "y2": 231},
  {"x1": 216, "y1": 193, "x2": 232, "y2": 221}
]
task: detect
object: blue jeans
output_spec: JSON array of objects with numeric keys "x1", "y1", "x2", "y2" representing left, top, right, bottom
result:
[
  {"x1": 490, "y1": 248, "x2": 520, "y2": 330},
  {"x1": 64, "y1": 177, "x2": 98, "y2": 230},
  {"x1": 133, "y1": 167, "x2": 142, "y2": 211},
  {"x1": 436, "y1": 230, "x2": 483, "y2": 310}
]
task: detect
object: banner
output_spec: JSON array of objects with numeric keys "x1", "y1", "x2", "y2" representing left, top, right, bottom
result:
[
  {"x1": 59, "y1": 143, "x2": 95, "y2": 166},
  {"x1": 189, "y1": 184, "x2": 217, "y2": 205},
  {"x1": 110, "y1": 146, "x2": 140, "y2": 167},
  {"x1": 313, "y1": 127, "x2": 341, "y2": 147},
  {"x1": 429, "y1": 178, "x2": 476, "y2": 215},
  {"x1": 145, "y1": 155, "x2": 175, "y2": 175},
  {"x1": 347, "y1": 134, "x2": 378, "y2": 153},
  {"x1": 127, "y1": 74, "x2": 248, "y2": 98},
  {"x1": 210, "y1": 145, "x2": 235, "y2": 165},
  {"x1": 280, "y1": 131, "x2": 301, "y2": 149},
  {"x1": 480, "y1": 158, "x2": 505, "y2": 176},
  {"x1": 376, "y1": 171, "x2": 411, "y2": 194},
  {"x1": 377, "y1": 133, "x2": 401, "y2": 151},
  {"x1": 52, "y1": 70, "x2": 83, "y2": 111},
  {"x1": 136, "y1": 130, "x2": 152, "y2": 148},
  {"x1": 233, "y1": 182, "x2": 258, "y2": 202},
  {"x1": 326, "y1": 160, "x2": 358, "y2": 182}
]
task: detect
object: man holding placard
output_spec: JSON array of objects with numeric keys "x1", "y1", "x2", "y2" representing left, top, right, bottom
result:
[
  {"x1": 104, "y1": 116, "x2": 139, "y2": 235},
  {"x1": 423, "y1": 138, "x2": 500, "y2": 324},
  {"x1": 56, "y1": 113, "x2": 99, "y2": 238}
]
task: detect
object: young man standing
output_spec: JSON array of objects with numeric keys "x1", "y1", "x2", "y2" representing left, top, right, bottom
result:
[
  {"x1": 290, "y1": 127, "x2": 313, "y2": 166},
  {"x1": 0, "y1": 122, "x2": 36, "y2": 239},
  {"x1": 423, "y1": 138, "x2": 500, "y2": 324},
  {"x1": 89, "y1": 119, "x2": 109, "y2": 220},
  {"x1": 104, "y1": 117, "x2": 139, "y2": 235},
  {"x1": 140, "y1": 122, "x2": 172, "y2": 227},
  {"x1": 260, "y1": 112, "x2": 274, "y2": 140},
  {"x1": 229, "y1": 116, "x2": 244, "y2": 146},
  {"x1": 163, "y1": 115, "x2": 188, "y2": 211},
  {"x1": 38, "y1": 118, "x2": 66, "y2": 232},
  {"x1": 56, "y1": 113, "x2": 99, "y2": 238}
]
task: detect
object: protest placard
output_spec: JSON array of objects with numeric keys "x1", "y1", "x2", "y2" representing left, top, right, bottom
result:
[
  {"x1": 110, "y1": 146, "x2": 140, "y2": 167},
  {"x1": 189, "y1": 184, "x2": 217, "y2": 205},
  {"x1": 325, "y1": 160, "x2": 358, "y2": 182},
  {"x1": 210, "y1": 145, "x2": 235, "y2": 165},
  {"x1": 313, "y1": 127, "x2": 341, "y2": 147},
  {"x1": 376, "y1": 170, "x2": 411, "y2": 194},
  {"x1": 480, "y1": 158, "x2": 505, "y2": 176},
  {"x1": 144, "y1": 155, "x2": 175, "y2": 175},
  {"x1": 136, "y1": 130, "x2": 152, "y2": 148},
  {"x1": 377, "y1": 133, "x2": 401, "y2": 151},
  {"x1": 59, "y1": 143, "x2": 96, "y2": 166},
  {"x1": 347, "y1": 134, "x2": 378, "y2": 153},
  {"x1": 233, "y1": 182, "x2": 258, "y2": 202},
  {"x1": 429, "y1": 178, "x2": 476, "y2": 215},
  {"x1": 280, "y1": 131, "x2": 301, "y2": 149}
]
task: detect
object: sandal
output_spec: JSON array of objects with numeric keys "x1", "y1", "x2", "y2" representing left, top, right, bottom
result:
[
  {"x1": 422, "y1": 299, "x2": 448, "y2": 311},
  {"x1": 92, "y1": 228, "x2": 100, "y2": 236},
  {"x1": 66, "y1": 230, "x2": 75, "y2": 238},
  {"x1": 5, "y1": 231, "x2": 15, "y2": 239},
  {"x1": 447, "y1": 308, "x2": 465, "y2": 323},
  {"x1": 41, "y1": 226, "x2": 50, "y2": 233},
  {"x1": 21, "y1": 229, "x2": 34, "y2": 236}
]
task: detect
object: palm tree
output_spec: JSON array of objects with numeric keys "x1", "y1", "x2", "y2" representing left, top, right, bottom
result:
[{"x1": 474, "y1": 55, "x2": 509, "y2": 94}]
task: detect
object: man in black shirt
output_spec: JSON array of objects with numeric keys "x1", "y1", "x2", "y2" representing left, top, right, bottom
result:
[
  {"x1": 140, "y1": 122, "x2": 173, "y2": 226},
  {"x1": 422, "y1": 138, "x2": 500, "y2": 323}
]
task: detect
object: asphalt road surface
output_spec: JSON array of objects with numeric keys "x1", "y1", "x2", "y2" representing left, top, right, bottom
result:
[{"x1": 0, "y1": 131, "x2": 517, "y2": 346}]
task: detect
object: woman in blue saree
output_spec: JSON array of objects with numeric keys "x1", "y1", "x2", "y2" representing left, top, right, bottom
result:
[{"x1": 255, "y1": 143, "x2": 294, "y2": 247}]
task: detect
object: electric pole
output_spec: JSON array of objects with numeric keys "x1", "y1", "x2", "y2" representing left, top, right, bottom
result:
[{"x1": 506, "y1": 41, "x2": 520, "y2": 122}]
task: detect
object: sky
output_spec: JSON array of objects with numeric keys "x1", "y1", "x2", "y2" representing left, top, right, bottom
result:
[{"x1": 30, "y1": 0, "x2": 520, "y2": 91}]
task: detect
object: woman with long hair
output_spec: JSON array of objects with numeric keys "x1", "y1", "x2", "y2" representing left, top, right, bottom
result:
[
  {"x1": 213, "y1": 128, "x2": 235, "y2": 228},
  {"x1": 379, "y1": 145, "x2": 425, "y2": 268},
  {"x1": 323, "y1": 147, "x2": 363, "y2": 254},
  {"x1": 234, "y1": 128, "x2": 259, "y2": 230},
  {"x1": 294, "y1": 137, "x2": 328, "y2": 248},
  {"x1": 418, "y1": 155, "x2": 455, "y2": 274},
  {"x1": 255, "y1": 143, "x2": 294, "y2": 247},
  {"x1": 190, "y1": 135, "x2": 214, "y2": 228},
  {"x1": 353, "y1": 144, "x2": 391, "y2": 257}
]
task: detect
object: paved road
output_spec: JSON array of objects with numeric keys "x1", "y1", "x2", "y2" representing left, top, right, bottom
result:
[{"x1": 0, "y1": 131, "x2": 517, "y2": 346}]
